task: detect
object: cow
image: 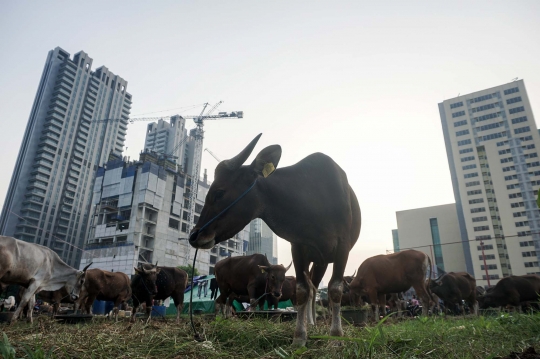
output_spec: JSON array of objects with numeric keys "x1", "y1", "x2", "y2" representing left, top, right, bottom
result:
[
  {"x1": 188, "y1": 134, "x2": 361, "y2": 346},
  {"x1": 348, "y1": 250, "x2": 432, "y2": 321},
  {"x1": 213, "y1": 254, "x2": 291, "y2": 316},
  {"x1": 0, "y1": 236, "x2": 90, "y2": 323},
  {"x1": 429, "y1": 272, "x2": 478, "y2": 316},
  {"x1": 0, "y1": 296, "x2": 15, "y2": 312},
  {"x1": 73, "y1": 269, "x2": 131, "y2": 320},
  {"x1": 479, "y1": 274, "x2": 540, "y2": 311},
  {"x1": 35, "y1": 287, "x2": 74, "y2": 316},
  {"x1": 266, "y1": 276, "x2": 297, "y2": 310},
  {"x1": 131, "y1": 264, "x2": 188, "y2": 323}
]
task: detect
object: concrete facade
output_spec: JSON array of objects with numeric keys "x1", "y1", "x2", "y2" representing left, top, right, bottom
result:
[
  {"x1": 0, "y1": 47, "x2": 131, "y2": 267},
  {"x1": 394, "y1": 204, "x2": 467, "y2": 276},
  {"x1": 80, "y1": 151, "x2": 248, "y2": 276},
  {"x1": 248, "y1": 218, "x2": 278, "y2": 265},
  {"x1": 439, "y1": 80, "x2": 540, "y2": 287},
  {"x1": 144, "y1": 116, "x2": 187, "y2": 166}
]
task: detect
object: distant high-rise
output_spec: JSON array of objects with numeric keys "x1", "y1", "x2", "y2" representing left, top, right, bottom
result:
[
  {"x1": 0, "y1": 47, "x2": 132, "y2": 267},
  {"x1": 248, "y1": 219, "x2": 278, "y2": 264},
  {"x1": 439, "y1": 80, "x2": 540, "y2": 287},
  {"x1": 144, "y1": 116, "x2": 187, "y2": 166}
]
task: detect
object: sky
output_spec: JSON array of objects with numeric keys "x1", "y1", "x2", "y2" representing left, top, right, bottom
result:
[{"x1": 1, "y1": 1, "x2": 540, "y2": 284}]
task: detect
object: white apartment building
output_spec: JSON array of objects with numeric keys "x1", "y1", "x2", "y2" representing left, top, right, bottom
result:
[
  {"x1": 144, "y1": 116, "x2": 187, "y2": 166},
  {"x1": 439, "y1": 80, "x2": 540, "y2": 287},
  {"x1": 79, "y1": 151, "x2": 248, "y2": 276},
  {"x1": 393, "y1": 204, "x2": 468, "y2": 276}
]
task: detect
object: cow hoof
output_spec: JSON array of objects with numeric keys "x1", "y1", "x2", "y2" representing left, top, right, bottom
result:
[
  {"x1": 292, "y1": 338, "x2": 307, "y2": 348},
  {"x1": 330, "y1": 328, "x2": 344, "y2": 337}
]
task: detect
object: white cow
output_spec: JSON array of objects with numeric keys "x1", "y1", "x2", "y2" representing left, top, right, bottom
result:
[
  {"x1": 0, "y1": 296, "x2": 15, "y2": 311},
  {"x1": 0, "y1": 236, "x2": 91, "y2": 323}
]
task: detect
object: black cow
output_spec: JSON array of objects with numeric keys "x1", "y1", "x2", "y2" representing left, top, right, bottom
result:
[
  {"x1": 131, "y1": 264, "x2": 188, "y2": 323},
  {"x1": 430, "y1": 272, "x2": 478, "y2": 316},
  {"x1": 479, "y1": 274, "x2": 540, "y2": 311},
  {"x1": 210, "y1": 277, "x2": 219, "y2": 300}
]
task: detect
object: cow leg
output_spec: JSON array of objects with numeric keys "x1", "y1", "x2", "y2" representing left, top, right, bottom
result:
[
  {"x1": 412, "y1": 283, "x2": 431, "y2": 317},
  {"x1": 247, "y1": 284, "x2": 259, "y2": 311},
  {"x1": 131, "y1": 297, "x2": 140, "y2": 323},
  {"x1": 328, "y1": 244, "x2": 350, "y2": 337},
  {"x1": 11, "y1": 280, "x2": 39, "y2": 324},
  {"x1": 145, "y1": 300, "x2": 152, "y2": 324},
  {"x1": 292, "y1": 244, "x2": 311, "y2": 347},
  {"x1": 309, "y1": 262, "x2": 328, "y2": 326}
]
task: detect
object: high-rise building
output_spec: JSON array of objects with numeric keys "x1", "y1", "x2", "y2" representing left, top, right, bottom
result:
[
  {"x1": 81, "y1": 151, "x2": 248, "y2": 276},
  {"x1": 144, "y1": 116, "x2": 187, "y2": 166},
  {"x1": 439, "y1": 80, "x2": 540, "y2": 287},
  {"x1": 393, "y1": 204, "x2": 468, "y2": 276},
  {"x1": 0, "y1": 47, "x2": 131, "y2": 267},
  {"x1": 248, "y1": 219, "x2": 278, "y2": 265}
]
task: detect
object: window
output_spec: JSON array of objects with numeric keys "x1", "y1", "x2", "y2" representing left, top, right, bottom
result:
[
  {"x1": 168, "y1": 218, "x2": 180, "y2": 230},
  {"x1": 481, "y1": 264, "x2": 498, "y2": 270},
  {"x1": 481, "y1": 131, "x2": 506, "y2": 142},
  {"x1": 450, "y1": 102, "x2": 463, "y2": 109},
  {"x1": 525, "y1": 262, "x2": 539, "y2": 268},
  {"x1": 452, "y1": 111, "x2": 465, "y2": 118},
  {"x1": 504, "y1": 175, "x2": 517, "y2": 181},
  {"x1": 527, "y1": 161, "x2": 540, "y2": 168},
  {"x1": 472, "y1": 103, "x2": 498, "y2": 113},
  {"x1": 467, "y1": 190, "x2": 482, "y2": 196},
  {"x1": 511, "y1": 202, "x2": 525, "y2": 208},
  {"x1": 497, "y1": 140, "x2": 508, "y2": 147},
  {"x1": 509, "y1": 106, "x2": 525, "y2": 114},
  {"x1": 483, "y1": 274, "x2": 500, "y2": 280},
  {"x1": 522, "y1": 251, "x2": 537, "y2": 257},
  {"x1": 509, "y1": 192, "x2": 522, "y2": 199},
  {"x1": 500, "y1": 157, "x2": 513, "y2": 163},
  {"x1": 459, "y1": 148, "x2": 473, "y2": 154},
  {"x1": 476, "y1": 235, "x2": 491, "y2": 240},
  {"x1": 454, "y1": 120, "x2": 467, "y2": 127},
  {"x1": 504, "y1": 87, "x2": 519, "y2": 95},
  {"x1": 181, "y1": 223, "x2": 188, "y2": 232},
  {"x1": 463, "y1": 164, "x2": 477, "y2": 170},
  {"x1": 469, "y1": 198, "x2": 484, "y2": 204},
  {"x1": 506, "y1": 96, "x2": 522, "y2": 105},
  {"x1": 474, "y1": 226, "x2": 489, "y2": 232},
  {"x1": 520, "y1": 241, "x2": 534, "y2": 247},
  {"x1": 507, "y1": 183, "x2": 520, "y2": 190},
  {"x1": 498, "y1": 149, "x2": 511, "y2": 155},
  {"x1": 477, "y1": 244, "x2": 493, "y2": 250},
  {"x1": 479, "y1": 254, "x2": 496, "y2": 260},
  {"x1": 469, "y1": 94, "x2": 495, "y2": 104},
  {"x1": 464, "y1": 172, "x2": 478, "y2": 178},
  {"x1": 461, "y1": 156, "x2": 475, "y2": 162},
  {"x1": 458, "y1": 139, "x2": 472, "y2": 146},
  {"x1": 516, "y1": 221, "x2": 529, "y2": 227},
  {"x1": 524, "y1": 153, "x2": 538, "y2": 159},
  {"x1": 477, "y1": 122, "x2": 503, "y2": 132},
  {"x1": 471, "y1": 207, "x2": 486, "y2": 213},
  {"x1": 472, "y1": 216, "x2": 487, "y2": 222},
  {"x1": 474, "y1": 111, "x2": 501, "y2": 123},
  {"x1": 456, "y1": 129, "x2": 470, "y2": 137},
  {"x1": 502, "y1": 166, "x2": 515, "y2": 172},
  {"x1": 515, "y1": 126, "x2": 530, "y2": 134},
  {"x1": 466, "y1": 181, "x2": 480, "y2": 187}
]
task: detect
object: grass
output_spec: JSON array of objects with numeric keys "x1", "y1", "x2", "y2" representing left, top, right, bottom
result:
[{"x1": 0, "y1": 312, "x2": 539, "y2": 358}]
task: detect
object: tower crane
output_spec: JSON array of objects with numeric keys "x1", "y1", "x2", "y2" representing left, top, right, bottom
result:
[
  {"x1": 91, "y1": 102, "x2": 244, "y2": 266},
  {"x1": 204, "y1": 148, "x2": 221, "y2": 162}
]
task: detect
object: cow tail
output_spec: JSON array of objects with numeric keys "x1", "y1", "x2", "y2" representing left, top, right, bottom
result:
[{"x1": 426, "y1": 255, "x2": 433, "y2": 299}]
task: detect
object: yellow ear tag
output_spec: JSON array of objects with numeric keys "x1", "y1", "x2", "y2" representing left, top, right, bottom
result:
[
  {"x1": 262, "y1": 163, "x2": 275, "y2": 178},
  {"x1": 260, "y1": 268, "x2": 265, "y2": 273}
]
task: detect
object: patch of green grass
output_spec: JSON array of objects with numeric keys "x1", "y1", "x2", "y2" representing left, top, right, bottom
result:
[{"x1": 0, "y1": 313, "x2": 538, "y2": 358}]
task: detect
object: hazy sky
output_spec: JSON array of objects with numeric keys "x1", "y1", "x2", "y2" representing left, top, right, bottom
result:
[{"x1": 1, "y1": 1, "x2": 540, "y2": 283}]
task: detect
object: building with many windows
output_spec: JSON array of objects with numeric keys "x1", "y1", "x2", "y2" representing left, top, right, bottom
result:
[
  {"x1": 0, "y1": 47, "x2": 131, "y2": 267},
  {"x1": 439, "y1": 80, "x2": 540, "y2": 287},
  {"x1": 248, "y1": 218, "x2": 278, "y2": 265},
  {"x1": 144, "y1": 116, "x2": 187, "y2": 166},
  {"x1": 393, "y1": 204, "x2": 467, "y2": 276},
  {"x1": 80, "y1": 151, "x2": 249, "y2": 276}
]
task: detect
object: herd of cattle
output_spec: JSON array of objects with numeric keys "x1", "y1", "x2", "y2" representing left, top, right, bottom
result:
[{"x1": 1, "y1": 134, "x2": 540, "y2": 347}]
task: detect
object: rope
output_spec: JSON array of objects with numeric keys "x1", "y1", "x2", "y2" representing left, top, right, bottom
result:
[{"x1": 189, "y1": 248, "x2": 204, "y2": 342}]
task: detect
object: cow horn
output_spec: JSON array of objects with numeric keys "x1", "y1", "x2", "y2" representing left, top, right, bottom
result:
[
  {"x1": 83, "y1": 262, "x2": 93, "y2": 272},
  {"x1": 222, "y1": 134, "x2": 262, "y2": 170},
  {"x1": 352, "y1": 269, "x2": 357, "y2": 278},
  {"x1": 284, "y1": 261, "x2": 292, "y2": 272},
  {"x1": 155, "y1": 261, "x2": 158, "y2": 267}
]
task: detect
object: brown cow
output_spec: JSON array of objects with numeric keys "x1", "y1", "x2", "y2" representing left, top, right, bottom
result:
[
  {"x1": 429, "y1": 272, "x2": 478, "y2": 316},
  {"x1": 348, "y1": 250, "x2": 432, "y2": 321},
  {"x1": 131, "y1": 264, "x2": 188, "y2": 323},
  {"x1": 479, "y1": 274, "x2": 540, "y2": 311},
  {"x1": 214, "y1": 254, "x2": 291, "y2": 316},
  {"x1": 73, "y1": 269, "x2": 131, "y2": 320},
  {"x1": 189, "y1": 134, "x2": 361, "y2": 346},
  {"x1": 267, "y1": 276, "x2": 297, "y2": 310}
]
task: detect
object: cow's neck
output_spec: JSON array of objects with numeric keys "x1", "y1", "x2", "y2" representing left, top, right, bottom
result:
[{"x1": 47, "y1": 261, "x2": 76, "y2": 289}]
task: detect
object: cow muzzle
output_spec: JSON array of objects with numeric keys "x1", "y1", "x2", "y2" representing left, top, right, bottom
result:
[
  {"x1": 189, "y1": 230, "x2": 215, "y2": 249},
  {"x1": 71, "y1": 294, "x2": 79, "y2": 301},
  {"x1": 272, "y1": 292, "x2": 282, "y2": 299}
]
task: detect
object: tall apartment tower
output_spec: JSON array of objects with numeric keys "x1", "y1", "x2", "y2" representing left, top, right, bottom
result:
[
  {"x1": 248, "y1": 219, "x2": 278, "y2": 265},
  {"x1": 439, "y1": 80, "x2": 540, "y2": 287},
  {"x1": 144, "y1": 116, "x2": 187, "y2": 166},
  {"x1": 0, "y1": 47, "x2": 131, "y2": 267}
]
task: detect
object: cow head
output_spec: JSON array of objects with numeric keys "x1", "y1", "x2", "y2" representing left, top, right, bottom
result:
[
  {"x1": 189, "y1": 134, "x2": 281, "y2": 249},
  {"x1": 258, "y1": 262, "x2": 292, "y2": 298},
  {"x1": 134, "y1": 263, "x2": 161, "y2": 295},
  {"x1": 68, "y1": 262, "x2": 92, "y2": 301}
]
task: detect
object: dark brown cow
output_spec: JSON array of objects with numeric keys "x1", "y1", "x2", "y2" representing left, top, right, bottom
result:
[
  {"x1": 348, "y1": 250, "x2": 432, "y2": 320},
  {"x1": 429, "y1": 272, "x2": 478, "y2": 316},
  {"x1": 131, "y1": 264, "x2": 188, "y2": 323},
  {"x1": 189, "y1": 134, "x2": 361, "y2": 346},
  {"x1": 479, "y1": 274, "x2": 540, "y2": 311},
  {"x1": 73, "y1": 269, "x2": 131, "y2": 320},
  {"x1": 214, "y1": 254, "x2": 291, "y2": 316},
  {"x1": 267, "y1": 276, "x2": 297, "y2": 310},
  {"x1": 36, "y1": 287, "x2": 74, "y2": 315}
]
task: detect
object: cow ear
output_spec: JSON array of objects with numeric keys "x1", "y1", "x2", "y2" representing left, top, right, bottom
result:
[
  {"x1": 155, "y1": 268, "x2": 161, "y2": 274},
  {"x1": 250, "y1": 145, "x2": 282, "y2": 178},
  {"x1": 258, "y1": 265, "x2": 269, "y2": 273},
  {"x1": 134, "y1": 267, "x2": 142, "y2": 274}
]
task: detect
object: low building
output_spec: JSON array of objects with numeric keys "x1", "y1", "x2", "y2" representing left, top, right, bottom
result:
[
  {"x1": 393, "y1": 203, "x2": 468, "y2": 276},
  {"x1": 79, "y1": 151, "x2": 248, "y2": 276}
]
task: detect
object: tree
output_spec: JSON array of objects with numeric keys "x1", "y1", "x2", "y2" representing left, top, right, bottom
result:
[{"x1": 177, "y1": 264, "x2": 200, "y2": 277}]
